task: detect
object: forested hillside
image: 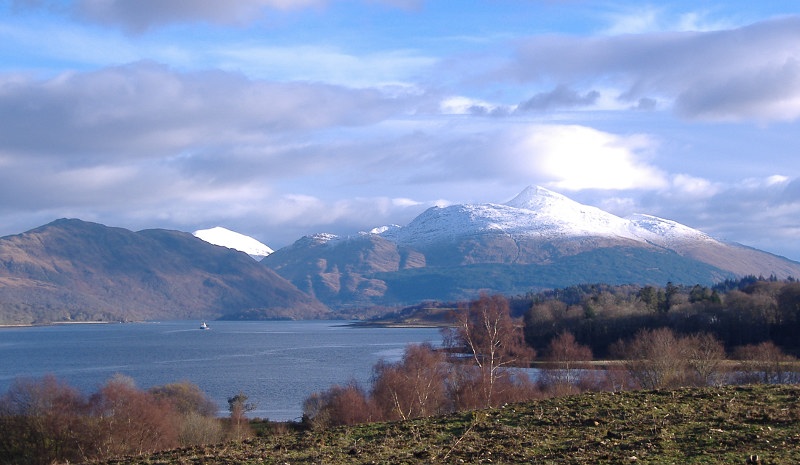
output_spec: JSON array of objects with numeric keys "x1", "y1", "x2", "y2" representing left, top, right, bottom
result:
[{"x1": 519, "y1": 276, "x2": 800, "y2": 356}]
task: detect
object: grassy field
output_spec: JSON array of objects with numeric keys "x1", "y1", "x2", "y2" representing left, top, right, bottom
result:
[{"x1": 104, "y1": 384, "x2": 800, "y2": 464}]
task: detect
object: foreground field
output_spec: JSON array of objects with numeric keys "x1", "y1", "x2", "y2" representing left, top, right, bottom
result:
[{"x1": 105, "y1": 384, "x2": 800, "y2": 464}]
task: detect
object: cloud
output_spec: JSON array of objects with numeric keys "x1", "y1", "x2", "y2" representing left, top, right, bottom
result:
[
  {"x1": 0, "y1": 61, "x2": 419, "y2": 159},
  {"x1": 601, "y1": 5, "x2": 734, "y2": 35},
  {"x1": 516, "y1": 85, "x2": 600, "y2": 112},
  {"x1": 0, "y1": 61, "x2": 434, "y2": 245},
  {"x1": 74, "y1": 0, "x2": 324, "y2": 33},
  {"x1": 507, "y1": 125, "x2": 667, "y2": 191},
  {"x1": 213, "y1": 45, "x2": 436, "y2": 86},
  {"x1": 670, "y1": 174, "x2": 720, "y2": 198},
  {"x1": 506, "y1": 16, "x2": 800, "y2": 122},
  {"x1": 9, "y1": 0, "x2": 424, "y2": 33}
]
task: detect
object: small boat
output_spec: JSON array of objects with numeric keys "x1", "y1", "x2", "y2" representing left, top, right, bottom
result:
[{"x1": 200, "y1": 321, "x2": 210, "y2": 330}]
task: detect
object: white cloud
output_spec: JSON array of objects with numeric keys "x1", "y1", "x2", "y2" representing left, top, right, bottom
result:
[
  {"x1": 602, "y1": 6, "x2": 734, "y2": 35},
  {"x1": 392, "y1": 197, "x2": 422, "y2": 207},
  {"x1": 602, "y1": 6, "x2": 661, "y2": 35},
  {"x1": 670, "y1": 174, "x2": 720, "y2": 198},
  {"x1": 214, "y1": 45, "x2": 436, "y2": 86},
  {"x1": 440, "y1": 96, "x2": 498, "y2": 115},
  {"x1": 509, "y1": 125, "x2": 667, "y2": 191}
]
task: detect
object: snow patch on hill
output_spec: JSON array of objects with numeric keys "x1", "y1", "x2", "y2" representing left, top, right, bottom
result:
[
  {"x1": 193, "y1": 227, "x2": 274, "y2": 260},
  {"x1": 626, "y1": 214, "x2": 721, "y2": 248}
]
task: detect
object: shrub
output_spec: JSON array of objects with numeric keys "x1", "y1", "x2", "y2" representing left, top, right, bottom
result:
[
  {"x1": 734, "y1": 341, "x2": 800, "y2": 384},
  {"x1": 0, "y1": 374, "x2": 87, "y2": 465},
  {"x1": 540, "y1": 330, "x2": 593, "y2": 393},
  {"x1": 86, "y1": 375, "x2": 180, "y2": 460},
  {"x1": 371, "y1": 343, "x2": 451, "y2": 421},
  {"x1": 616, "y1": 328, "x2": 689, "y2": 389},
  {"x1": 303, "y1": 381, "x2": 375, "y2": 427}
]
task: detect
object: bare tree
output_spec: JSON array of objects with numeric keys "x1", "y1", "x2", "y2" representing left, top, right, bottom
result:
[
  {"x1": 444, "y1": 294, "x2": 535, "y2": 407},
  {"x1": 734, "y1": 341, "x2": 800, "y2": 384},
  {"x1": 683, "y1": 333, "x2": 727, "y2": 386},
  {"x1": 87, "y1": 375, "x2": 179, "y2": 460},
  {"x1": 0, "y1": 374, "x2": 87, "y2": 465},
  {"x1": 371, "y1": 343, "x2": 450, "y2": 421},
  {"x1": 617, "y1": 328, "x2": 689, "y2": 390},
  {"x1": 303, "y1": 381, "x2": 374, "y2": 427},
  {"x1": 542, "y1": 331, "x2": 593, "y2": 393},
  {"x1": 149, "y1": 381, "x2": 222, "y2": 446}
]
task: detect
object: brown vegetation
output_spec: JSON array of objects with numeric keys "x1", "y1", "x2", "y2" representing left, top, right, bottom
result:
[
  {"x1": 0, "y1": 376, "x2": 230, "y2": 464},
  {"x1": 304, "y1": 294, "x2": 542, "y2": 428},
  {"x1": 307, "y1": 286, "x2": 800, "y2": 428}
]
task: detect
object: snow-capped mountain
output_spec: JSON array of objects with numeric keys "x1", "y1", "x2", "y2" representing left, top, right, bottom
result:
[
  {"x1": 381, "y1": 185, "x2": 642, "y2": 246},
  {"x1": 193, "y1": 226, "x2": 274, "y2": 260},
  {"x1": 263, "y1": 186, "x2": 800, "y2": 308},
  {"x1": 377, "y1": 186, "x2": 728, "y2": 254}
]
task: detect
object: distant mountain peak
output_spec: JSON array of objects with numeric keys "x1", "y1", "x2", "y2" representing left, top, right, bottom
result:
[
  {"x1": 504, "y1": 185, "x2": 572, "y2": 210},
  {"x1": 193, "y1": 226, "x2": 274, "y2": 259}
]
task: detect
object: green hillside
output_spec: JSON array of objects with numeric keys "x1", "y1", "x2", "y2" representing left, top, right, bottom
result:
[{"x1": 374, "y1": 247, "x2": 733, "y2": 305}]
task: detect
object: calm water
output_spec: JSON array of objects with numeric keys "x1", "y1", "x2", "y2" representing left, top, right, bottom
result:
[{"x1": 0, "y1": 320, "x2": 442, "y2": 421}]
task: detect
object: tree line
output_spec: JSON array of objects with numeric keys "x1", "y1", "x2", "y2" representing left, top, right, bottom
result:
[
  {"x1": 0, "y1": 374, "x2": 259, "y2": 464},
  {"x1": 522, "y1": 276, "x2": 800, "y2": 356},
  {"x1": 303, "y1": 279, "x2": 800, "y2": 427}
]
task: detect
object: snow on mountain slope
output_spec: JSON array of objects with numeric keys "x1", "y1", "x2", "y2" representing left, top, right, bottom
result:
[
  {"x1": 626, "y1": 214, "x2": 720, "y2": 248},
  {"x1": 376, "y1": 185, "x2": 731, "y2": 258},
  {"x1": 193, "y1": 227, "x2": 274, "y2": 259},
  {"x1": 381, "y1": 186, "x2": 643, "y2": 246}
]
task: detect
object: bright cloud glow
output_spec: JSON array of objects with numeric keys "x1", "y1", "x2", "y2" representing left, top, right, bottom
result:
[{"x1": 513, "y1": 125, "x2": 668, "y2": 191}]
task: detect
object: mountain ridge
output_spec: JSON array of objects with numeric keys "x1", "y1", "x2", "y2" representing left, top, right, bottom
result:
[
  {"x1": 0, "y1": 219, "x2": 328, "y2": 324},
  {"x1": 2, "y1": 186, "x2": 799, "y2": 320},
  {"x1": 263, "y1": 186, "x2": 800, "y2": 308}
]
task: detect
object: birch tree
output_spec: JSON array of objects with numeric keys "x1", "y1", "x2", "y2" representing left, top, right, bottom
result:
[{"x1": 445, "y1": 294, "x2": 535, "y2": 407}]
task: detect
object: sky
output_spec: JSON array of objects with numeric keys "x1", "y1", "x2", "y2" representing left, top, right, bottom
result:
[{"x1": 2, "y1": 1, "x2": 800, "y2": 260}]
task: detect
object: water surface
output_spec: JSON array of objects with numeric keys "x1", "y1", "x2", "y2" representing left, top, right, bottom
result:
[{"x1": 0, "y1": 320, "x2": 441, "y2": 420}]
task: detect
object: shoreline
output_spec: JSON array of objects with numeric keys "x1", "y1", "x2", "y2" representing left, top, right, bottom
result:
[{"x1": 0, "y1": 320, "x2": 123, "y2": 329}]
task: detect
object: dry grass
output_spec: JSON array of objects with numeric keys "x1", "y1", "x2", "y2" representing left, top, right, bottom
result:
[{"x1": 101, "y1": 384, "x2": 800, "y2": 465}]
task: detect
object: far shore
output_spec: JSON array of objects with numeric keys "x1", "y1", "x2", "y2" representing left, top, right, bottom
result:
[
  {"x1": 0, "y1": 320, "x2": 127, "y2": 329},
  {"x1": 348, "y1": 320, "x2": 453, "y2": 329}
]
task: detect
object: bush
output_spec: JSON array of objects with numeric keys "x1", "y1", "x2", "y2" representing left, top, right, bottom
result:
[
  {"x1": 371, "y1": 343, "x2": 451, "y2": 421},
  {"x1": 0, "y1": 374, "x2": 87, "y2": 465},
  {"x1": 0, "y1": 375, "x2": 227, "y2": 464},
  {"x1": 734, "y1": 341, "x2": 800, "y2": 384},
  {"x1": 303, "y1": 381, "x2": 375, "y2": 428},
  {"x1": 87, "y1": 375, "x2": 180, "y2": 459},
  {"x1": 540, "y1": 331, "x2": 593, "y2": 394}
]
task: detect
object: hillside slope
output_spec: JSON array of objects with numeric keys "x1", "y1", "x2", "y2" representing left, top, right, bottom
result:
[
  {"x1": 0, "y1": 219, "x2": 328, "y2": 324},
  {"x1": 102, "y1": 384, "x2": 800, "y2": 465}
]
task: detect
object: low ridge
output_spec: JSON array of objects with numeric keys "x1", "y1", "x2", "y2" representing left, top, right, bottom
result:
[{"x1": 0, "y1": 219, "x2": 328, "y2": 324}]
